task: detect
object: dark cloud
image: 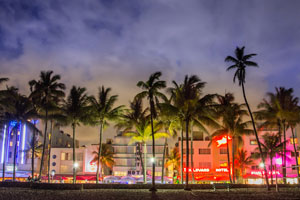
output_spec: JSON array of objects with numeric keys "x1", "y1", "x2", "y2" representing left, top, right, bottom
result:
[{"x1": 0, "y1": 0, "x2": 300, "y2": 145}]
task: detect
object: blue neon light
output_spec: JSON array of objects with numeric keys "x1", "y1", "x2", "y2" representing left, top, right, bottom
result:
[
  {"x1": 1, "y1": 125, "x2": 7, "y2": 163},
  {"x1": 21, "y1": 124, "x2": 26, "y2": 164}
]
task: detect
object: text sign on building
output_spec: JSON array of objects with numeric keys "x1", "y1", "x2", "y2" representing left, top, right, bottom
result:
[
  {"x1": 183, "y1": 168, "x2": 210, "y2": 173},
  {"x1": 250, "y1": 171, "x2": 280, "y2": 175}
]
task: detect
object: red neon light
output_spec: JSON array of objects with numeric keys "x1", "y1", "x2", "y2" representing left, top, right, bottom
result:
[
  {"x1": 216, "y1": 136, "x2": 232, "y2": 147},
  {"x1": 250, "y1": 171, "x2": 280, "y2": 175},
  {"x1": 215, "y1": 168, "x2": 229, "y2": 173},
  {"x1": 183, "y1": 168, "x2": 210, "y2": 173}
]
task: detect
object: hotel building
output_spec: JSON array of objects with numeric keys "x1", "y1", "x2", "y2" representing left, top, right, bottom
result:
[{"x1": 179, "y1": 128, "x2": 300, "y2": 184}]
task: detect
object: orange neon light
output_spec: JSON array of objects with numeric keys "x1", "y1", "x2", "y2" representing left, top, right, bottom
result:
[{"x1": 216, "y1": 136, "x2": 232, "y2": 147}]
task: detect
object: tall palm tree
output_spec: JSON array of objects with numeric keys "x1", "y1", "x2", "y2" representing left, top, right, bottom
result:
[
  {"x1": 212, "y1": 93, "x2": 252, "y2": 183},
  {"x1": 225, "y1": 46, "x2": 270, "y2": 190},
  {"x1": 116, "y1": 98, "x2": 149, "y2": 182},
  {"x1": 63, "y1": 86, "x2": 89, "y2": 183},
  {"x1": 165, "y1": 147, "x2": 180, "y2": 183},
  {"x1": 125, "y1": 120, "x2": 168, "y2": 184},
  {"x1": 235, "y1": 149, "x2": 254, "y2": 183},
  {"x1": 88, "y1": 86, "x2": 123, "y2": 184},
  {"x1": 167, "y1": 75, "x2": 206, "y2": 190},
  {"x1": 157, "y1": 98, "x2": 181, "y2": 184},
  {"x1": 91, "y1": 144, "x2": 115, "y2": 178},
  {"x1": 252, "y1": 132, "x2": 286, "y2": 185},
  {"x1": 29, "y1": 71, "x2": 65, "y2": 180},
  {"x1": 136, "y1": 72, "x2": 166, "y2": 191}
]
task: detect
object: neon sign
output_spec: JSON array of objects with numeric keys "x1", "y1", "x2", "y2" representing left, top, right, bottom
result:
[
  {"x1": 183, "y1": 168, "x2": 210, "y2": 173},
  {"x1": 216, "y1": 136, "x2": 231, "y2": 147},
  {"x1": 215, "y1": 168, "x2": 228, "y2": 173},
  {"x1": 251, "y1": 171, "x2": 280, "y2": 175}
]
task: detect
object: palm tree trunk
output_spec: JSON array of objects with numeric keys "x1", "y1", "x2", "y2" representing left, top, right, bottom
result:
[
  {"x1": 138, "y1": 142, "x2": 144, "y2": 181},
  {"x1": 144, "y1": 142, "x2": 147, "y2": 184},
  {"x1": 291, "y1": 128, "x2": 300, "y2": 185},
  {"x1": 2, "y1": 124, "x2": 9, "y2": 182},
  {"x1": 96, "y1": 122, "x2": 103, "y2": 184},
  {"x1": 39, "y1": 109, "x2": 48, "y2": 180},
  {"x1": 180, "y1": 126, "x2": 184, "y2": 184},
  {"x1": 149, "y1": 99, "x2": 156, "y2": 191},
  {"x1": 270, "y1": 155, "x2": 273, "y2": 185},
  {"x1": 241, "y1": 81, "x2": 270, "y2": 190},
  {"x1": 72, "y1": 123, "x2": 76, "y2": 184},
  {"x1": 161, "y1": 137, "x2": 167, "y2": 184},
  {"x1": 184, "y1": 119, "x2": 190, "y2": 190},
  {"x1": 190, "y1": 122, "x2": 195, "y2": 184},
  {"x1": 283, "y1": 121, "x2": 287, "y2": 184},
  {"x1": 226, "y1": 134, "x2": 232, "y2": 183},
  {"x1": 47, "y1": 120, "x2": 53, "y2": 183},
  {"x1": 31, "y1": 121, "x2": 36, "y2": 180},
  {"x1": 231, "y1": 136, "x2": 235, "y2": 183},
  {"x1": 13, "y1": 124, "x2": 20, "y2": 181}
]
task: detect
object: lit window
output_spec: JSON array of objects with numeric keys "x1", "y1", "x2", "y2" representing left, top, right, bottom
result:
[
  {"x1": 9, "y1": 142, "x2": 13, "y2": 147},
  {"x1": 17, "y1": 131, "x2": 20, "y2": 135},
  {"x1": 290, "y1": 138, "x2": 298, "y2": 144},
  {"x1": 250, "y1": 139, "x2": 257, "y2": 145}
]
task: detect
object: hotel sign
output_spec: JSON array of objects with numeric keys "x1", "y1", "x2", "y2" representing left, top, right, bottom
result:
[
  {"x1": 250, "y1": 171, "x2": 280, "y2": 175},
  {"x1": 183, "y1": 168, "x2": 229, "y2": 173}
]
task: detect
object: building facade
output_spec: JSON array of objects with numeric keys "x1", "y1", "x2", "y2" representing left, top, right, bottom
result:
[{"x1": 178, "y1": 128, "x2": 300, "y2": 184}]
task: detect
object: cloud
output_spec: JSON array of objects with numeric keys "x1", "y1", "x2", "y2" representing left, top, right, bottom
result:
[{"x1": 0, "y1": 0, "x2": 300, "y2": 145}]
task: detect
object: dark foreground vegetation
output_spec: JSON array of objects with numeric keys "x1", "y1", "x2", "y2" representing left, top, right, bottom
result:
[{"x1": 0, "y1": 187, "x2": 300, "y2": 200}]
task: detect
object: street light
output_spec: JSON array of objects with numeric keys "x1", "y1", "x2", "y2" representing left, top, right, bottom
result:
[
  {"x1": 74, "y1": 162, "x2": 79, "y2": 168},
  {"x1": 150, "y1": 157, "x2": 155, "y2": 163},
  {"x1": 259, "y1": 163, "x2": 265, "y2": 168},
  {"x1": 51, "y1": 170, "x2": 55, "y2": 183}
]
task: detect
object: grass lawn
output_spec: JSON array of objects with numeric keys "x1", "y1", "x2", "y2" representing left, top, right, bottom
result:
[{"x1": 0, "y1": 187, "x2": 300, "y2": 200}]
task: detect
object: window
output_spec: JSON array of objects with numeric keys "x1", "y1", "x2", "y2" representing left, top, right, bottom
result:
[
  {"x1": 52, "y1": 162, "x2": 56, "y2": 166},
  {"x1": 9, "y1": 142, "x2": 13, "y2": 147},
  {"x1": 250, "y1": 139, "x2": 257, "y2": 145},
  {"x1": 61, "y1": 152, "x2": 72, "y2": 161},
  {"x1": 220, "y1": 148, "x2": 227, "y2": 154},
  {"x1": 290, "y1": 138, "x2": 298, "y2": 144},
  {"x1": 251, "y1": 166, "x2": 259, "y2": 170},
  {"x1": 205, "y1": 136, "x2": 210, "y2": 141},
  {"x1": 292, "y1": 165, "x2": 298, "y2": 170},
  {"x1": 9, "y1": 152, "x2": 12, "y2": 158},
  {"x1": 76, "y1": 153, "x2": 83, "y2": 161},
  {"x1": 199, "y1": 148, "x2": 211, "y2": 154},
  {"x1": 199, "y1": 162, "x2": 211, "y2": 168},
  {"x1": 128, "y1": 171, "x2": 131, "y2": 175},
  {"x1": 220, "y1": 161, "x2": 227, "y2": 167},
  {"x1": 52, "y1": 155, "x2": 57, "y2": 159}
]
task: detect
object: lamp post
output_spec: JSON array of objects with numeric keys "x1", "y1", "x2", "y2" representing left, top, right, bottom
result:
[
  {"x1": 275, "y1": 158, "x2": 282, "y2": 192},
  {"x1": 259, "y1": 163, "x2": 265, "y2": 184}
]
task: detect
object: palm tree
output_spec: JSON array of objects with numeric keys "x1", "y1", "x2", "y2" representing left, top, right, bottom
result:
[
  {"x1": 88, "y1": 86, "x2": 123, "y2": 184},
  {"x1": 255, "y1": 87, "x2": 299, "y2": 183},
  {"x1": 235, "y1": 149, "x2": 254, "y2": 183},
  {"x1": 29, "y1": 71, "x2": 65, "y2": 180},
  {"x1": 252, "y1": 132, "x2": 286, "y2": 185},
  {"x1": 136, "y1": 72, "x2": 166, "y2": 191},
  {"x1": 167, "y1": 75, "x2": 206, "y2": 190},
  {"x1": 91, "y1": 144, "x2": 115, "y2": 178},
  {"x1": 212, "y1": 93, "x2": 252, "y2": 183},
  {"x1": 63, "y1": 86, "x2": 89, "y2": 183},
  {"x1": 225, "y1": 46, "x2": 270, "y2": 190},
  {"x1": 0, "y1": 87, "x2": 38, "y2": 181},
  {"x1": 116, "y1": 98, "x2": 149, "y2": 182},
  {"x1": 165, "y1": 147, "x2": 180, "y2": 183},
  {"x1": 25, "y1": 138, "x2": 43, "y2": 179},
  {"x1": 125, "y1": 120, "x2": 168, "y2": 184}
]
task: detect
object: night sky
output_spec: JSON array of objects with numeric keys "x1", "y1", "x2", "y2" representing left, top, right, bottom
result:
[{"x1": 1, "y1": 0, "x2": 300, "y2": 145}]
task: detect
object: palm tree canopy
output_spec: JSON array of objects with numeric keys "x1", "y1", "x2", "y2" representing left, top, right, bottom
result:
[
  {"x1": 88, "y1": 86, "x2": 124, "y2": 128},
  {"x1": 225, "y1": 46, "x2": 258, "y2": 86},
  {"x1": 29, "y1": 70, "x2": 65, "y2": 108},
  {"x1": 91, "y1": 144, "x2": 114, "y2": 169},
  {"x1": 165, "y1": 147, "x2": 180, "y2": 171},
  {"x1": 63, "y1": 86, "x2": 89, "y2": 127}
]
